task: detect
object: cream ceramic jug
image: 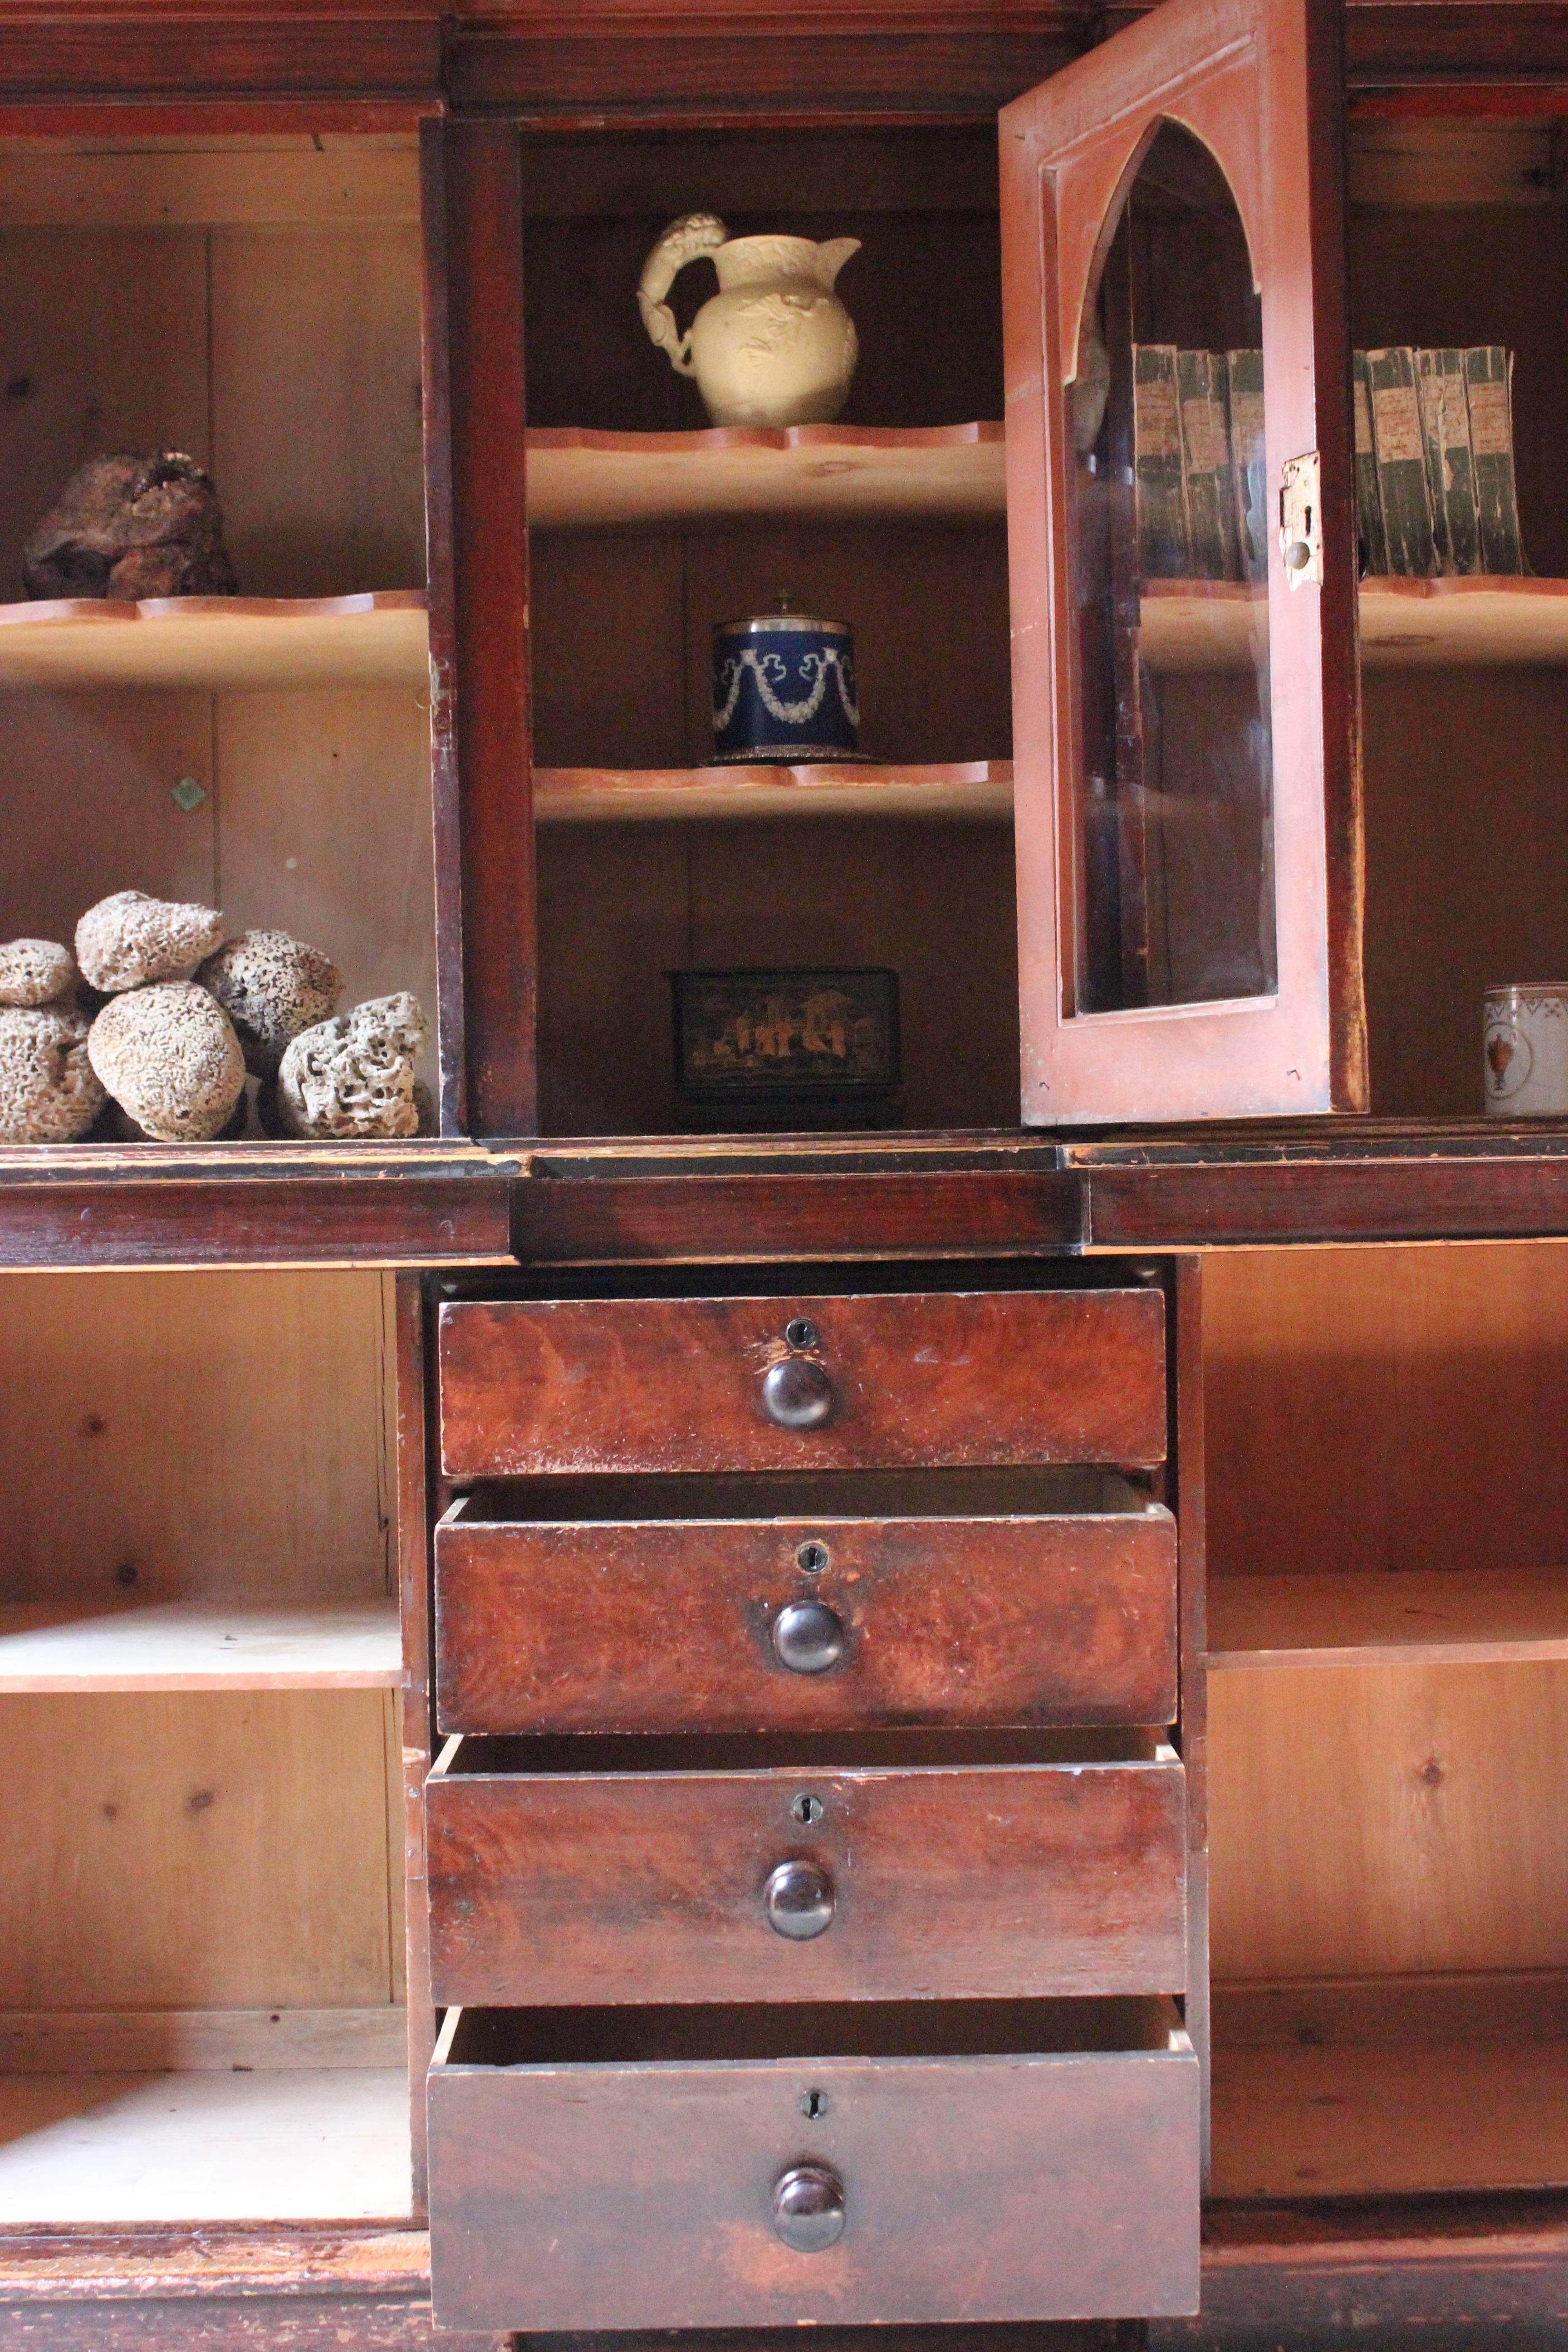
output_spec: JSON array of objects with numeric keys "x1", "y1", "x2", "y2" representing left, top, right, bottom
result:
[{"x1": 637, "y1": 214, "x2": 860, "y2": 429}]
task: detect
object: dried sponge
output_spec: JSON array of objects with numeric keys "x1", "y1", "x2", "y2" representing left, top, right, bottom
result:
[
  {"x1": 197, "y1": 930, "x2": 342, "y2": 1078},
  {"x1": 88, "y1": 983, "x2": 245, "y2": 1143},
  {"x1": 0, "y1": 939, "x2": 76, "y2": 1008},
  {"x1": 76, "y1": 891, "x2": 226, "y2": 993},
  {"x1": 0, "y1": 1004, "x2": 105, "y2": 1141},
  {"x1": 276, "y1": 992, "x2": 427, "y2": 1139}
]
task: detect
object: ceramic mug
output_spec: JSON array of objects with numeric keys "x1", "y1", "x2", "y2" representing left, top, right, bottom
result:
[{"x1": 1484, "y1": 984, "x2": 1568, "y2": 1115}]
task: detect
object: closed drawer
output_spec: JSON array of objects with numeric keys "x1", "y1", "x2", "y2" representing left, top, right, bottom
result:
[
  {"x1": 426, "y1": 1731, "x2": 1186, "y2": 2007},
  {"x1": 428, "y1": 1999, "x2": 1200, "y2": 2329},
  {"x1": 437, "y1": 1286, "x2": 1166, "y2": 1478},
  {"x1": 434, "y1": 1469, "x2": 1177, "y2": 1735}
]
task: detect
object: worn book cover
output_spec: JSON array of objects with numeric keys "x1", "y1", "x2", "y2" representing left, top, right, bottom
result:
[
  {"x1": 1178, "y1": 349, "x2": 1242, "y2": 580},
  {"x1": 1416, "y1": 347, "x2": 1481, "y2": 575},
  {"x1": 1352, "y1": 349, "x2": 1390, "y2": 575},
  {"x1": 1132, "y1": 343, "x2": 1189, "y2": 577},
  {"x1": 1367, "y1": 347, "x2": 1438, "y2": 575},
  {"x1": 1465, "y1": 346, "x2": 1525, "y2": 573},
  {"x1": 1226, "y1": 348, "x2": 1269, "y2": 584}
]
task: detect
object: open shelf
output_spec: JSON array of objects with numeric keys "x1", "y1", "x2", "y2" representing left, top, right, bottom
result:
[
  {"x1": 0, "y1": 1599, "x2": 402, "y2": 1692},
  {"x1": 0, "y1": 2066, "x2": 411, "y2": 2224},
  {"x1": 1207, "y1": 1568, "x2": 1568, "y2": 1671},
  {"x1": 525, "y1": 422, "x2": 1006, "y2": 527},
  {"x1": 1140, "y1": 576, "x2": 1568, "y2": 673},
  {"x1": 0, "y1": 592, "x2": 428, "y2": 691},
  {"x1": 535, "y1": 759, "x2": 1013, "y2": 824}
]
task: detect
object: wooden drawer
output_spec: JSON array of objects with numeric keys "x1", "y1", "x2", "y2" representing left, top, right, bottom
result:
[
  {"x1": 437, "y1": 1286, "x2": 1166, "y2": 1478},
  {"x1": 426, "y1": 1731, "x2": 1186, "y2": 2006},
  {"x1": 434, "y1": 1469, "x2": 1178, "y2": 1735},
  {"x1": 427, "y1": 1999, "x2": 1200, "y2": 2329}
]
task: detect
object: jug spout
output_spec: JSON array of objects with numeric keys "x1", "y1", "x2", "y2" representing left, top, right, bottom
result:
[{"x1": 815, "y1": 237, "x2": 861, "y2": 288}]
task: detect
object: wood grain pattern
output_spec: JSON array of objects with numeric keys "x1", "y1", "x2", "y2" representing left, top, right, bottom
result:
[
  {"x1": 396, "y1": 1274, "x2": 433, "y2": 2219},
  {"x1": 434, "y1": 1491, "x2": 1176, "y2": 1733},
  {"x1": 437, "y1": 1287, "x2": 1166, "y2": 1475},
  {"x1": 428, "y1": 2009, "x2": 1199, "y2": 2330},
  {"x1": 426, "y1": 1749, "x2": 1187, "y2": 2004},
  {"x1": 1209, "y1": 1567, "x2": 1568, "y2": 1670}
]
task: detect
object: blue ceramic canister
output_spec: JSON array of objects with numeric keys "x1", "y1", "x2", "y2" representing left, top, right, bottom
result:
[{"x1": 711, "y1": 604, "x2": 860, "y2": 764}]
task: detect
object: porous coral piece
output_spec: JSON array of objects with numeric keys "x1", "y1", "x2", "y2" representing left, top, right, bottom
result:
[
  {"x1": 75, "y1": 891, "x2": 226, "y2": 993},
  {"x1": 275, "y1": 992, "x2": 427, "y2": 1139},
  {"x1": 0, "y1": 939, "x2": 76, "y2": 1008},
  {"x1": 22, "y1": 452, "x2": 238, "y2": 601},
  {"x1": 196, "y1": 930, "x2": 342, "y2": 1078},
  {"x1": 0, "y1": 1004, "x2": 105, "y2": 1140},
  {"x1": 88, "y1": 983, "x2": 246, "y2": 1143}
]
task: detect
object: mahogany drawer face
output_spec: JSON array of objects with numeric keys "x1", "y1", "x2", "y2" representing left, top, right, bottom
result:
[
  {"x1": 426, "y1": 1735, "x2": 1187, "y2": 2007},
  {"x1": 434, "y1": 1472, "x2": 1178, "y2": 1735},
  {"x1": 437, "y1": 1287, "x2": 1167, "y2": 1478},
  {"x1": 427, "y1": 2000, "x2": 1201, "y2": 2330}
]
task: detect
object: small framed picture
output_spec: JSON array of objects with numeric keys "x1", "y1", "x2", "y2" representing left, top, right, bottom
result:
[{"x1": 671, "y1": 967, "x2": 901, "y2": 1129}]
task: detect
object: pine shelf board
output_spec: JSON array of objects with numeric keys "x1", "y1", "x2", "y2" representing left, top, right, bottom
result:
[
  {"x1": 0, "y1": 1597, "x2": 402, "y2": 1692},
  {"x1": 524, "y1": 421, "x2": 1006, "y2": 527},
  {"x1": 0, "y1": 591, "x2": 428, "y2": 691},
  {"x1": 0, "y1": 2067, "x2": 412, "y2": 2224},
  {"x1": 534, "y1": 758, "x2": 1014, "y2": 824},
  {"x1": 1206, "y1": 1568, "x2": 1568, "y2": 1671},
  {"x1": 1139, "y1": 576, "x2": 1568, "y2": 672},
  {"x1": 1212, "y1": 2038, "x2": 1568, "y2": 2198}
]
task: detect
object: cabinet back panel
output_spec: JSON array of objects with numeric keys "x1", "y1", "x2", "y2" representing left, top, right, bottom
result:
[
  {"x1": 1204, "y1": 1242, "x2": 1568, "y2": 1580},
  {"x1": 1210, "y1": 1659, "x2": 1568, "y2": 1981},
  {"x1": 0, "y1": 1689, "x2": 400, "y2": 2010},
  {"x1": 0, "y1": 1270, "x2": 394, "y2": 1606},
  {"x1": 536, "y1": 817, "x2": 1019, "y2": 1134}
]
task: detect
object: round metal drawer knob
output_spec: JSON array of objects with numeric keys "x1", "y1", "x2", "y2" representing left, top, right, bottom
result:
[
  {"x1": 772, "y1": 1598, "x2": 844, "y2": 1675},
  {"x1": 764, "y1": 1858, "x2": 835, "y2": 1941},
  {"x1": 771, "y1": 2163, "x2": 846, "y2": 2251},
  {"x1": 762, "y1": 1356, "x2": 835, "y2": 1430}
]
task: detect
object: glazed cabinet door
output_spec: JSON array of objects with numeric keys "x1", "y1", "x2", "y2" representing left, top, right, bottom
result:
[{"x1": 1002, "y1": 0, "x2": 1365, "y2": 1123}]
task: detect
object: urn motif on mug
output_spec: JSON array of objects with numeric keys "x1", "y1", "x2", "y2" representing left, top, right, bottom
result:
[
  {"x1": 1484, "y1": 984, "x2": 1568, "y2": 1116},
  {"x1": 638, "y1": 215, "x2": 860, "y2": 428}
]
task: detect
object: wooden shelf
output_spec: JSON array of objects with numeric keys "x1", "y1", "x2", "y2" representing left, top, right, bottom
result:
[
  {"x1": 524, "y1": 422, "x2": 1006, "y2": 527},
  {"x1": 1207, "y1": 1568, "x2": 1568, "y2": 1671},
  {"x1": 534, "y1": 759, "x2": 1013, "y2": 823},
  {"x1": 1140, "y1": 576, "x2": 1568, "y2": 672},
  {"x1": 0, "y1": 2067, "x2": 411, "y2": 2224},
  {"x1": 0, "y1": 592, "x2": 428, "y2": 691},
  {"x1": 0, "y1": 1599, "x2": 402, "y2": 1692}
]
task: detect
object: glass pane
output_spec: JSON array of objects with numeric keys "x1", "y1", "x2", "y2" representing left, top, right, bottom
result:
[{"x1": 1065, "y1": 121, "x2": 1275, "y2": 1013}]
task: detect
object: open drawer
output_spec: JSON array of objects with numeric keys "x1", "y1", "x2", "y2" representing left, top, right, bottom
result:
[
  {"x1": 426, "y1": 1727, "x2": 1187, "y2": 2007},
  {"x1": 427, "y1": 1998, "x2": 1200, "y2": 2329},
  {"x1": 434, "y1": 1469, "x2": 1177, "y2": 1734}
]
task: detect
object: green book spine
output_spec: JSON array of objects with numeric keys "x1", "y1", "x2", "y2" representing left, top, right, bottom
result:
[
  {"x1": 1178, "y1": 349, "x2": 1241, "y2": 580},
  {"x1": 1132, "y1": 343, "x2": 1189, "y2": 578},
  {"x1": 1417, "y1": 347, "x2": 1482, "y2": 575},
  {"x1": 1226, "y1": 348, "x2": 1269, "y2": 585},
  {"x1": 1465, "y1": 345, "x2": 1524, "y2": 574},
  {"x1": 1352, "y1": 349, "x2": 1390, "y2": 575},
  {"x1": 1367, "y1": 347, "x2": 1437, "y2": 576}
]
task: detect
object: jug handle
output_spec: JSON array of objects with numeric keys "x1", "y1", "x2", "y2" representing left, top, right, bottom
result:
[{"x1": 637, "y1": 213, "x2": 728, "y2": 377}]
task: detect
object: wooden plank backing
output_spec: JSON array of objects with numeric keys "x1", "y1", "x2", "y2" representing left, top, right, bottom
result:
[
  {"x1": 426, "y1": 1754, "x2": 1187, "y2": 2006},
  {"x1": 437, "y1": 1288, "x2": 1167, "y2": 1477},
  {"x1": 434, "y1": 1501, "x2": 1177, "y2": 1735}
]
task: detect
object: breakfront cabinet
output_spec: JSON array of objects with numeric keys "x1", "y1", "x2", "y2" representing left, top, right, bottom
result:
[{"x1": 5, "y1": 0, "x2": 1568, "y2": 2346}]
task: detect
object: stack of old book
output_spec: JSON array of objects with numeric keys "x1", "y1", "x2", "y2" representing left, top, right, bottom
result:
[{"x1": 1131, "y1": 343, "x2": 1524, "y2": 583}]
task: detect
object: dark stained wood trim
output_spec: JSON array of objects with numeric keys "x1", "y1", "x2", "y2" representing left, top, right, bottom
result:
[
  {"x1": 395, "y1": 1277, "x2": 434, "y2": 2221},
  {"x1": 420, "y1": 120, "x2": 468, "y2": 1140},
  {"x1": 511, "y1": 1168, "x2": 1088, "y2": 1263},
  {"x1": 443, "y1": 118, "x2": 539, "y2": 1137},
  {"x1": 1344, "y1": 5, "x2": 1568, "y2": 86},
  {"x1": 0, "y1": 98, "x2": 437, "y2": 133},
  {"x1": 0, "y1": 1176, "x2": 514, "y2": 1269},
  {"x1": 1171, "y1": 1254, "x2": 1209, "y2": 2193},
  {"x1": 0, "y1": 19, "x2": 443, "y2": 99},
  {"x1": 1083, "y1": 1153, "x2": 1568, "y2": 1246}
]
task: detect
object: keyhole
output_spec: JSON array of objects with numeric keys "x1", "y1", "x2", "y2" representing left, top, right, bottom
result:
[
  {"x1": 799, "y1": 2088, "x2": 829, "y2": 2120},
  {"x1": 792, "y1": 1793, "x2": 825, "y2": 1826},
  {"x1": 797, "y1": 1540, "x2": 829, "y2": 1575},
  {"x1": 785, "y1": 1318, "x2": 819, "y2": 1350}
]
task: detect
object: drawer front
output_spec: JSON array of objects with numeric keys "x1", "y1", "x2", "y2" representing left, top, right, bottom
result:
[
  {"x1": 437, "y1": 1288, "x2": 1166, "y2": 1478},
  {"x1": 426, "y1": 1756, "x2": 1187, "y2": 2005},
  {"x1": 428, "y1": 2033, "x2": 1200, "y2": 2328},
  {"x1": 434, "y1": 1504, "x2": 1178, "y2": 1735}
]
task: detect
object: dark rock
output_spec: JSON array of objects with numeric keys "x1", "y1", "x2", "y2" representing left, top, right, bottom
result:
[{"x1": 23, "y1": 452, "x2": 238, "y2": 601}]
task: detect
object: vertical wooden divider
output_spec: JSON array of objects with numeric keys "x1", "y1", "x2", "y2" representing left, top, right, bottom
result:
[
  {"x1": 1173, "y1": 1253, "x2": 1210, "y2": 2186},
  {"x1": 397, "y1": 1274, "x2": 434, "y2": 2217},
  {"x1": 420, "y1": 121, "x2": 467, "y2": 1138},
  {"x1": 430, "y1": 116, "x2": 538, "y2": 1138}
]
